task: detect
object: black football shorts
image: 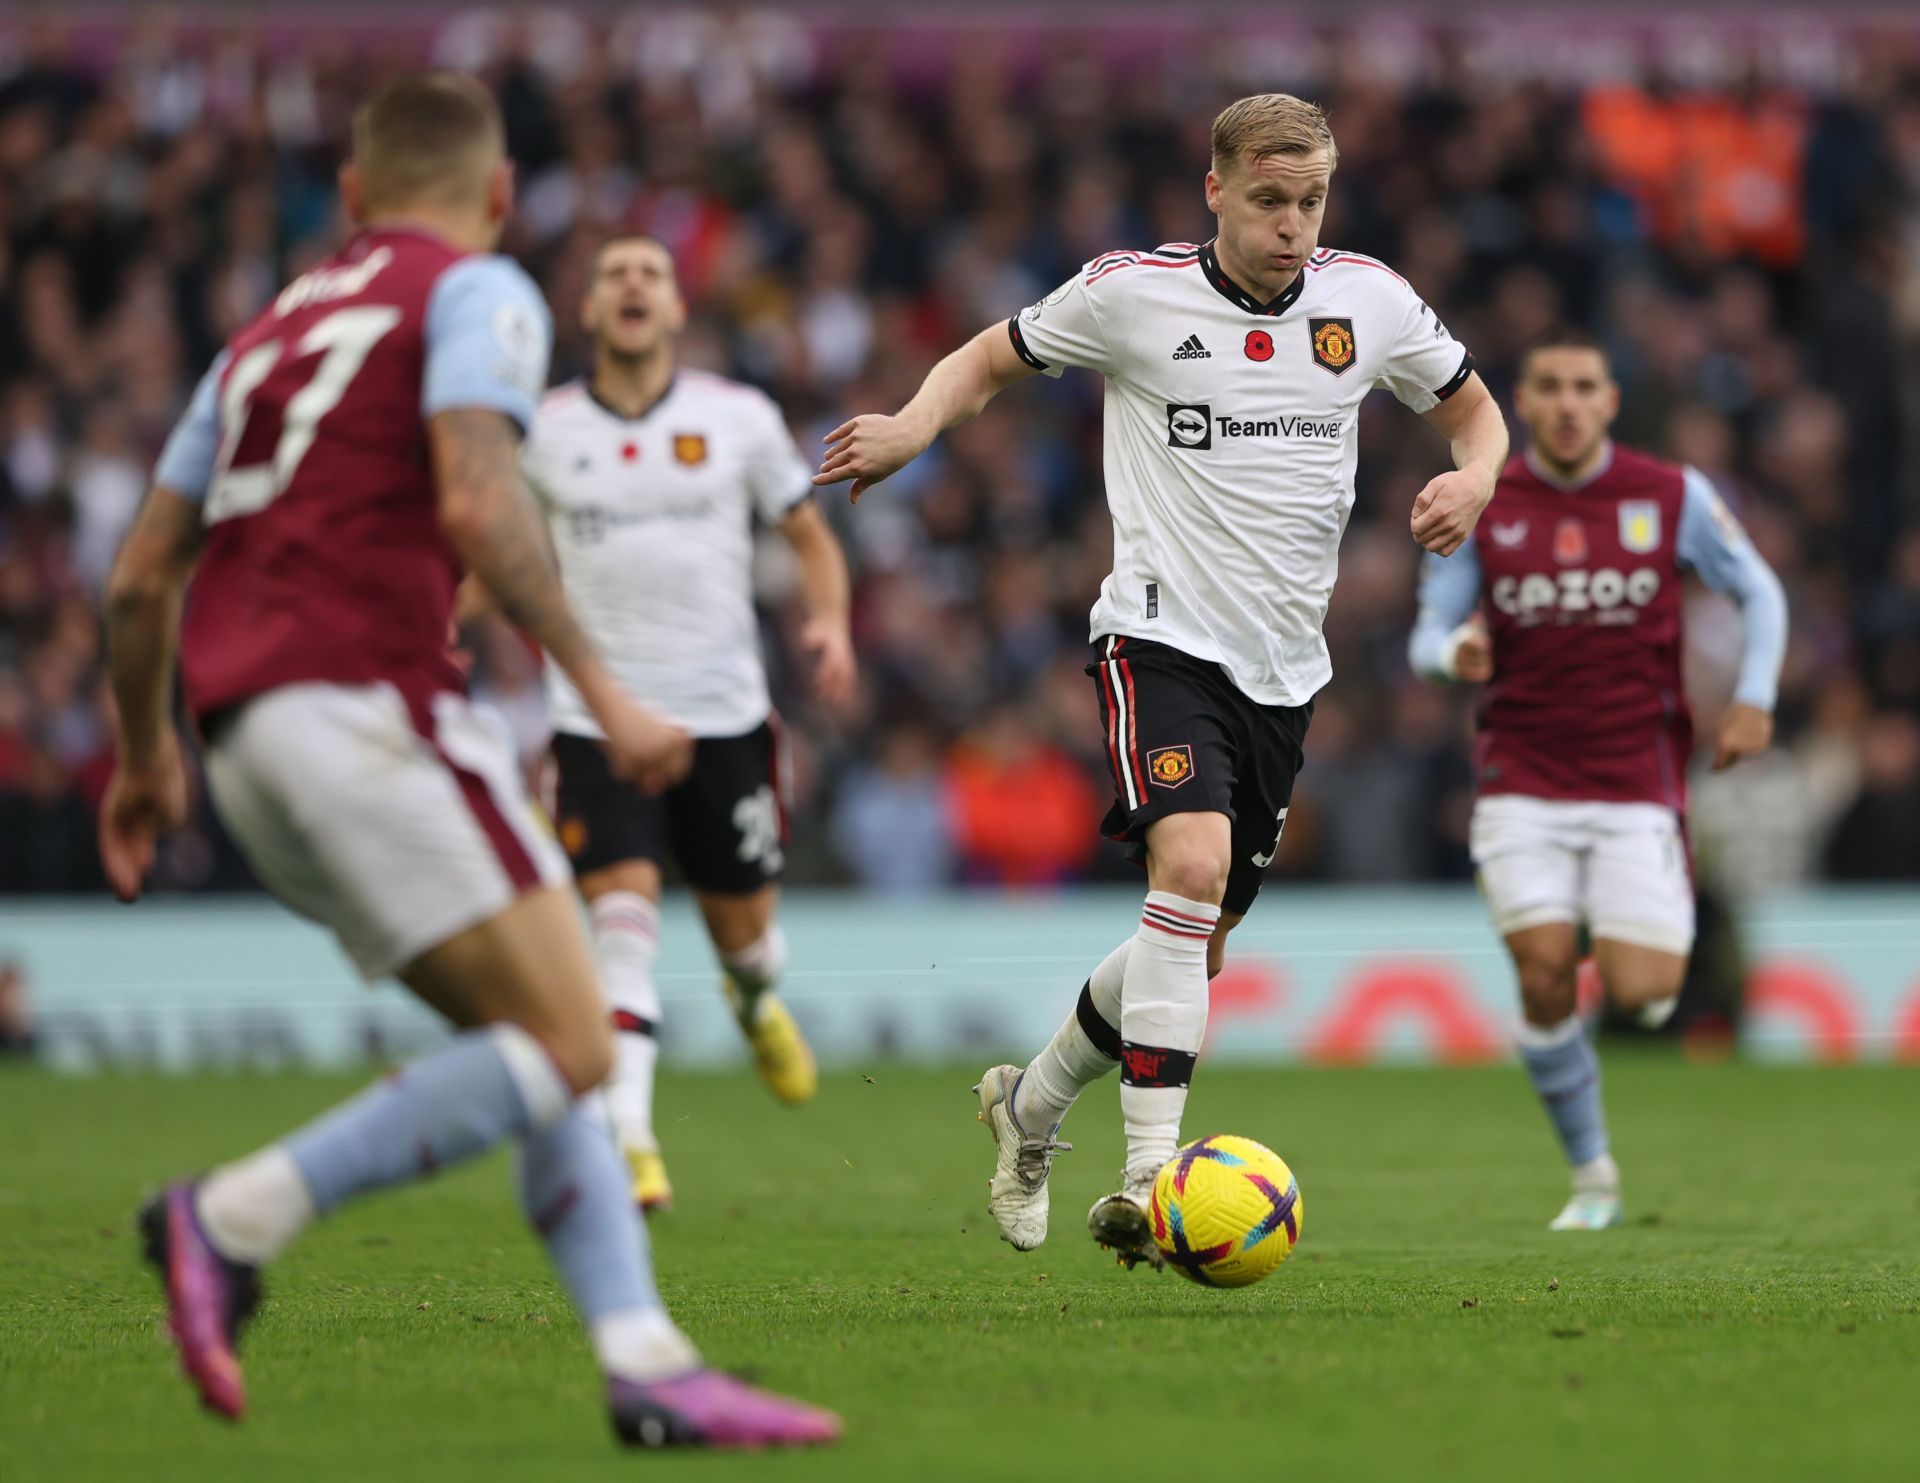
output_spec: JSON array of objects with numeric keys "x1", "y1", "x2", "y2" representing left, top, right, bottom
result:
[
  {"x1": 1088, "y1": 635, "x2": 1312, "y2": 916},
  {"x1": 549, "y1": 719, "x2": 789, "y2": 895}
]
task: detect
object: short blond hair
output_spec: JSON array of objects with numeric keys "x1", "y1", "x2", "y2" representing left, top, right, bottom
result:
[
  {"x1": 351, "y1": 72, "x2": 504, "y2": 213},
  {"x1": 1211, "y1": 93, "x2": 1338, "y2": 176}
]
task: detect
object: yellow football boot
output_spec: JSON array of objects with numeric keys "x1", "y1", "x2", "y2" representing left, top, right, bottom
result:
[
  {"x1": 726, "y1": 979, "x2": 817, "y2": 1105},
  {"x1": 625, "y1": 1148, "x2": 673, "y2": 1215}
]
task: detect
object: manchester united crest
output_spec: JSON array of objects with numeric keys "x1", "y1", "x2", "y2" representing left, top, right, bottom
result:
[
  {"x1": 1146, "y1": 744, "x2": 1194, "y2": 789},
  {"x1": 1309, "y1": 317, "x2": 1356, "y2": 375},
  {"x1": 673, "y1": 433, "x2": 708, "y2": 466},
  {"x1": 1619, "y1": 500, "x2": 1662, "y2": 553}
]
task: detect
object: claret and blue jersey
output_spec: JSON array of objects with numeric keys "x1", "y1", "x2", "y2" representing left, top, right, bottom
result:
[
  {"x1": 151, "y1": 226, "x2": 553, "y2": 722},
  {"x1": 1410, "y1": 442, "x2": 1788, "y2": 809}
]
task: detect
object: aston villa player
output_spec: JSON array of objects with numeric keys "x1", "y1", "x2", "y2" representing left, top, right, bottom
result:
[{"x1": 1410, "y1": 326, "x2": 1787, "y2": 1231}]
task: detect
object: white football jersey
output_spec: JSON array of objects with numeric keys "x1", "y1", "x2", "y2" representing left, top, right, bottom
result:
[
  {"x1": 524, "y1": 371, "x2": 813, "y2": 738},
  {"x1": 1010, "y1": 240, "x2": 1473, "y2": 707}
]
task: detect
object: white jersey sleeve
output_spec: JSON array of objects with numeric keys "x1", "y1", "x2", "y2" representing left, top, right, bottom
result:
[
  {"x1": 1006, "y1": 263, "x2": 1116, "y2": 378},
  {"x1": 1373, "y1": 281, "x2": 1474, "y2": 414},
  {"x1": 742, "y1": 392, "x2": 814, "y2": 523}
]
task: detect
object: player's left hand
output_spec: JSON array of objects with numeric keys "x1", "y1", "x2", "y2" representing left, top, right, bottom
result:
[
  {"x1": 99, "y1": 737, "x2": 189, "y2": 903},
  {"x1": 800, "y1": 619, "x2": 857, "y2": 709},
  {"x1": 1410, "y1": 470, "x2": 1494, "y2": 557},
  {"x1": 1712, "y1": 703, "x2": 1774, "y2": 771}
]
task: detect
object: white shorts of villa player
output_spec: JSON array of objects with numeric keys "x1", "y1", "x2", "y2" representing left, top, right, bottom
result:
[
  {"x1": 203, "y1": 681, "x2": 569, "y2": 981},
  {"x1": 1468, "y1": 793, "x2": 1696, "y2": 955}
]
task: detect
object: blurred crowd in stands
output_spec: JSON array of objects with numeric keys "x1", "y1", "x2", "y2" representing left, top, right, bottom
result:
[{"x1": 1, "y1": 10, "x2": 1917, "y2": 897}]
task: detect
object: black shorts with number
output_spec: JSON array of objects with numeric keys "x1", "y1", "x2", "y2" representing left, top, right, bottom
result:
[
  {"x1": 549, "y1": 720, "x2": 789, "y2": 895},
  {"x1": 1088, "y1": 635, "x2": 1312, "y2": 917}
]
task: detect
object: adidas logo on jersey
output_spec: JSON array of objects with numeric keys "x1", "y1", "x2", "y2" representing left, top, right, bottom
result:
[{"x1": 1171, "y1": 334, "x2": 1211, "y2": 360}]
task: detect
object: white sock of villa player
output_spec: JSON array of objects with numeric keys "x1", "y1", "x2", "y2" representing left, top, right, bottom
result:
[
  {"x1": 1515, "y1": 1014, "x2": 1616, "y2": 1186},
  {"x1": 719, "y1": 924, "x2": 787, "y2": 1028},
  {"x1": 1014, "y1": 939, "x2": 1131, "y2": 1133},
  {"x1": 593, "y1": 892, "x2": 663, "y2": 1155},
  {"x1": 1119, "y1": 892, "x2": 1219, "y2": 1186}
]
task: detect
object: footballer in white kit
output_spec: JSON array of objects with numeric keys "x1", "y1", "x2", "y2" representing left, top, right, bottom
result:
[
  {"x1": 817, "y1": 95, "x2": 1511, "y2": 1269},
  {"x1": 525, "y1": 234, "x2": 856, "y2": 1212}
]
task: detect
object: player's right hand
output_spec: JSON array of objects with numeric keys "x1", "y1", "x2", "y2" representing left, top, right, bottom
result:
[
  {"x1": 599, "y1": 696, "x2": 694, "y2": 795},
  {"x1": 1448, "y1": 624, "x2": 1494, "y2": 683},
  {"x1": 99, "y1": 737, "x2": 189, "y2": 903},
  {"x1": 813, "y1": 414, "x2": 926, "y2": 503},
  {"x1": 1410, "y1": 469, "x2": 1493, "y2": 556}
]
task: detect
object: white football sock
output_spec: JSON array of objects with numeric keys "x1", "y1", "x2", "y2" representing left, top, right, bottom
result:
[
  {"x1": 196, "y1": 1145, "x2": 317, "y2": 1265},
  {"x1": 1015, "y1": 939, "x2": 1130, "y2": 1133},
  {"x1": 593, "y1": 892, "x2": 662, "y2": 1155},
  {"x1": 1573, "y1": 1152, "x2": 1620, "y2": 1193},
  {"x1": 592, "y1": 1305, "x2": 702, "y2": 1383},
  {"x1": 1636, "y1": 995, "x2": 1680, "y2": 1030},
  {"x1": 720, "y1": 925, "x2": 787, "y2": 1028},
  {"x1": 1119, "y1": 892, "x2": 1219, "y2": 1185}
]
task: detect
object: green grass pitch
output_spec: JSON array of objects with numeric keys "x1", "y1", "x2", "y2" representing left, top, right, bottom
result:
[{"x1": 3, "y1": 1057, "x2": 1916, "y2": 1481}]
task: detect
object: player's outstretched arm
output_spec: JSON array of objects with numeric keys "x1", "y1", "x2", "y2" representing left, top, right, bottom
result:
[
  {"x1": 778, "y1": 501, "x2": 857, "y2": 707},
  {"x1": 430, "y1": 407, "x2": 691, "y2": 791},
  {"x1": 814, "y1": 322, "x2": 1038, "y2": 502},
  {"x1": 1410, "y1": 374, "x2": 1508, "y2": 557},
  {"x1": 99, "y1": 486, "x2": 203, "y2": 900},
  {"x1": 1676, "y1": 469, "x2": 1788, "y2": 771}
]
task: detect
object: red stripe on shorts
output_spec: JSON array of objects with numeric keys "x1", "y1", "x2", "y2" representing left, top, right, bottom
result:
[
  {"x1": 405, "y1": 692, "x2": 539, "y2": 892},
  {"x1": 1097, "y1": 653, "x2": 1127, "y2": 799},
  {"x1": 1116, "y1": 643, "x2": 1148, "y2": 802}
]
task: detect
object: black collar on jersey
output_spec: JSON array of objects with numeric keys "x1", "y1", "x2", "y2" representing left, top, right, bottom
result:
[
  {"x1": 586, "y1": 372, "x2": 677, "y2": 423},
  {"x1": 1198, "y1": 240, "x2": 1305, "y2": 318}
]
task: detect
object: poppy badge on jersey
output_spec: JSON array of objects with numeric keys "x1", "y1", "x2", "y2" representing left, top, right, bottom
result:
[
  {"x1": 673, "y1": 433, "x2": 708, "y2": 466},
  {"x1": 1147, "y1": 744, "x2": 1195, "y2": 789},
  {"x1": 1619, "y1": 501, "x2": 1662, "y2": 553},
  {"x1": 1309, "y1": 317, "x2": 1356, "y2": 375},
  {"x1": 1553, "y1": 518, "x2": 1588, "y2": 564}
]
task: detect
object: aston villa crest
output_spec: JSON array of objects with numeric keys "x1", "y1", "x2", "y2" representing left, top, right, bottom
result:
[{"x1": 1618, "y1": 500, "x2": 1661, "y2": 553}]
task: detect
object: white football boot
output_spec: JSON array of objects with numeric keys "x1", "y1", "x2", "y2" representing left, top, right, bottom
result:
[
  {"x1": 1088, "y1": 1173, "x2": 1163, "y2": 1270},
  {"x1": 1548, "y1": 1188, "x2": 1624, "y2": 1231},
  {"x1": 1549, "y1": 1159, "x2": 1624, "y2": 1231},
  {"x1": 975, "y1": 1065, "x2": 1070, "y2": 1251}
]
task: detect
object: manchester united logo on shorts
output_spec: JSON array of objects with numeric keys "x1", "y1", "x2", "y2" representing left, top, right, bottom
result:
[
  {"x1": 1309, "y1": 317, "x2": 1356, "y2": 375},
  {"x1": 1147, "y1": 744, "x2": 1194, "y2": 789},
  {"x1": 559, "y1": 816, "x2": 589, "y2": 859},
  {"x1": 673, "y1": 433, "x2": 708, "y2": 466}
]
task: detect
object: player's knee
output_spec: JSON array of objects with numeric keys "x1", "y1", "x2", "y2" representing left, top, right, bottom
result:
[
  {"x1": 1514, "y1": 957, "x2": 1577, "y2": 1024},
  {"x1": 1153, "y1": 848, "x2": 1230, "y2": 907},
  {"x1": 544, "y1": 1014, "x2": 615, "y2": 1096}
]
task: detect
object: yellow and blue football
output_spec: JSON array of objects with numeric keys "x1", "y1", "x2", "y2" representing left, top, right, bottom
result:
[{"x1": 1150, "y1": 1134, "x2": 1303, "y2": 1288}]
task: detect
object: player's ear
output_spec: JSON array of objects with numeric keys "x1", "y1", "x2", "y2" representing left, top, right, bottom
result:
[
  {"x1": 486, "y1": 159, "x2": 513, "y2": 229},
  {"x1": 1204, "y1": 168, "x2": 1224, "y2": 216},
  {"x1": 338, "y1": 161, "x2": 366, "y2": 224}
]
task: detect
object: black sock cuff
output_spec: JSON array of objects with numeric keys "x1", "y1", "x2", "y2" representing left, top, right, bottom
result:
[
  {"x1": 1076, "y1": 982, "x2": 1122, "y2": 1061},
  {"x1": 611, "y1": 1009, "x2": 657, "y2": 1038},
  {"x1": 1119, "y1": 1041, "x2": 1197, "y2": 1089}
]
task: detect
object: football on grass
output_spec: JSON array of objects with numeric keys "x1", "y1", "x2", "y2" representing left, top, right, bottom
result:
[{"x1": 1150, "y1": 1134, "x2": 1302, "y2": 1287}]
